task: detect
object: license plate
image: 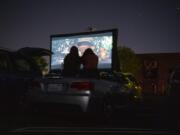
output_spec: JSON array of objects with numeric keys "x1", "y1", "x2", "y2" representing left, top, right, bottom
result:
[{"x1": 48, "y1": 83, "x2": 63, "y2": 92}]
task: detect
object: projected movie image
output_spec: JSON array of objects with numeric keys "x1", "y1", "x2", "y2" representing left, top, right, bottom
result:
[{"x1": 51, "y1": 32, "x2": 113, "y2": 70}]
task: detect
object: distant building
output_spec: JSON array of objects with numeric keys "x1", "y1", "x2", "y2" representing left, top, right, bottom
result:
[{"x1": 136, "y1": 53, "x2": 180, "y2": 96}]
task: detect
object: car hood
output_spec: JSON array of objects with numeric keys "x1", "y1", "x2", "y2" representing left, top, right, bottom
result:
[{"x1": 17, "y1": 47, "x2": 52, "y2": 57}]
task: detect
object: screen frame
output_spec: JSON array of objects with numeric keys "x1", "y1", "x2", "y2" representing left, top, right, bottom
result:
[{"x1": 49, "y1": 29, "x2": 119, "y2": 73}]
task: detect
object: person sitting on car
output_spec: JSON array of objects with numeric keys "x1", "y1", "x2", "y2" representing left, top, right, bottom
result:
[
  {"x1": 63, "y1": 46, "x2": 81, "y2": 76},
  {"x1": 81, "y1": 48, "x2": 99, "y2": 77}
]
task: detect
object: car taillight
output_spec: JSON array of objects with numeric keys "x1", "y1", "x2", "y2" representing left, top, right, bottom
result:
[{"x1": 71, "y1": 81, "x2": 94, "y2": 90}]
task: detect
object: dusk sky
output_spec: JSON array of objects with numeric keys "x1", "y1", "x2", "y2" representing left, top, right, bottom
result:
[{"x1": 0, "y1": 0, "x2": 179, "y2": 53}]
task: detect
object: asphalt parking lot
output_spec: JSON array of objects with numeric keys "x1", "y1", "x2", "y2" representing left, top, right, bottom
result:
[{"x1": 1, "y1": 95, "x2": 180, "y2": 135}]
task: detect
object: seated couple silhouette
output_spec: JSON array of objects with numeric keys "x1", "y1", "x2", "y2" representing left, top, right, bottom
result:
[{"x1": 63, "y1": 46, "x2": 98, "y2": 77}]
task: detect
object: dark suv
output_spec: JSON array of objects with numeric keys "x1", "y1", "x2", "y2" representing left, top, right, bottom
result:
[{"x1": 0, "y1": 47, "x2": 51, "y2": 114}]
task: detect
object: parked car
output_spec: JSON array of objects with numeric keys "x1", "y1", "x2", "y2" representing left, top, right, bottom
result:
[
  {"x1": 0, "y1": 47, "x2": 51, "y2": 113},
  {"x1": 26, "y1": 71, "x2": 142, "y2": 114},
  {"x1": 99, "y1": 72, "x2": 142, "y2": 102}
]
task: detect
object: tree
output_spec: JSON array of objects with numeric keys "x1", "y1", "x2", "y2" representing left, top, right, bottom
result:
[
  {"x1": 118, "y1": 46, "x2": 141, "y2": 75},
  {"x1": 32, "y1": 56, "x2": 49, "y2": 75}
]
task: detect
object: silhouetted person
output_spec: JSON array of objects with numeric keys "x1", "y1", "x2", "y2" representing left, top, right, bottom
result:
[
  {"x1": 63, "y1": 46, "x2": 81, "y2": 76},
  {"x1": 81, "y1": 48, "x2": 98, "y2": 77}
]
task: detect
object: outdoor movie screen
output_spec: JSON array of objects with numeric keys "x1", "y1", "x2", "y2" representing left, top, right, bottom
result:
[{"x1": 50, "y1": 31, "x2": 114, "y2": 71}]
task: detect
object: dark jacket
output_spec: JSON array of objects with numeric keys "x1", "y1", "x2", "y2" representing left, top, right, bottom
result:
[
  {"x1": 81, "y1": 48, "x2": 99, "y2": 77},
  {"x1": 63, "y1": 47, "x2": 81, "y2": 76}
]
